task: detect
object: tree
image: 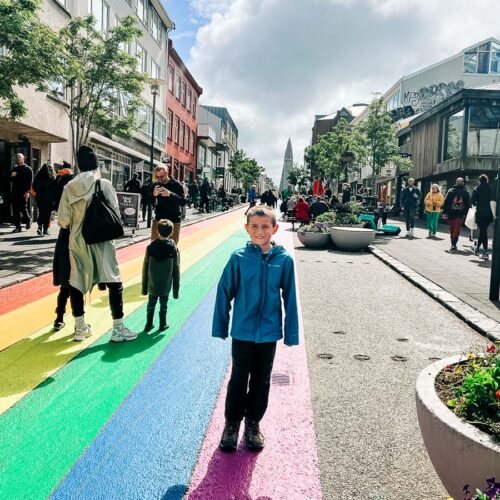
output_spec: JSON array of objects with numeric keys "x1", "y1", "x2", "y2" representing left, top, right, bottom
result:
[
  {"x1": 304, "y1": 143, "x2": 320, "y2": 179},
  {"x1": 287, "y1": 164, "x2": 309, "y2": 193},
  {"x1": 0, "y1": 0, "x2": 62, "y2": 120},
  {"x1": 357, "y1": 98, "x2": 400, "y2": 189},
  {"x1": 228, "y1": 149, "x2": 263, "y2": 190},
  {"x1": 54, "y1": 15, "x2": 145, "y2": 162}
]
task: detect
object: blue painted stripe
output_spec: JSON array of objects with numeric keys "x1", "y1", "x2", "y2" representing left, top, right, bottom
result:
[{"x1": 51, "y1": 286, "x2": 231, "y2": 500}]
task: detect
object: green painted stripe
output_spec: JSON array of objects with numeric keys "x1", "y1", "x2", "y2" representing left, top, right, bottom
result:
[{"x1": 0, "y1": 229, "x2": 247, "y2": 500}]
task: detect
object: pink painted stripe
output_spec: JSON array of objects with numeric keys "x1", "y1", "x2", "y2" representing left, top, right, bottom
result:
[{"x1": 187, "y1": 224, "x2": 322, "y2": 500}]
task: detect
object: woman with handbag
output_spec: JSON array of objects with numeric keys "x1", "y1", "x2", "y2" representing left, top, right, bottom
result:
[
  {"x1": 58, "y1": 145, "x2": 137, "y2": 343},
  {"x1": 471, "y1": 174, "x2": 494, "y2": 259}
]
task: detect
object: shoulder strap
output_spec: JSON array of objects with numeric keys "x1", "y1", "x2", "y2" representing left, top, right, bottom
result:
[{"x1": 94, "y1": 179, "x2": 102, "y2": 193}]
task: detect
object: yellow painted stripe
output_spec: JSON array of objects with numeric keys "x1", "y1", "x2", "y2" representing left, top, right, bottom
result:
[{"x1": 0, "y1": 213, "x2": 245, "y2": 415}]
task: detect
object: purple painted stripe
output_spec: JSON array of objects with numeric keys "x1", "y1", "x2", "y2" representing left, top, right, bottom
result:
[{"x1": 187, "y1": 225, "x2": 322, "y2": 499}]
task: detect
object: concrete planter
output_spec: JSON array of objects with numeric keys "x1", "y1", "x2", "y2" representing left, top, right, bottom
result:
[
  {"x1": 416, "y1": 355, "x2": 500, "y2": 499},
  {"x1": 329, "y1": 227, "x2": 375, "y2": 251},
  {"x1": 297, "y1": 231, "x2": 330, "y2": 249}
]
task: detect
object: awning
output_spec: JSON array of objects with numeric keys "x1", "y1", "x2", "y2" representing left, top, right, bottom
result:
[{"x1": 0, "y1": 120, "x2": 66, "y2": 143}]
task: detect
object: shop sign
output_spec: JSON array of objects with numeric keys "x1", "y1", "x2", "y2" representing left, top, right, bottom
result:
[
  {"x1": 116, "y1": 192, "x2": 140, "y2": 228},
  {"x1": 216, "y1": 167, "x2": 225, "y2": 176}
]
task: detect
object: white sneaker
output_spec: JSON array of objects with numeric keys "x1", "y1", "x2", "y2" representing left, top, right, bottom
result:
[
  {"x1": 73, "y1": 324, "x2": 92, "y2": 342},
  {"x1": 110, "y1": 324, "x2": 138, "y2": 342},
  {"x1": 406, "y1": 231, "x2": 411, "y2": 238}
]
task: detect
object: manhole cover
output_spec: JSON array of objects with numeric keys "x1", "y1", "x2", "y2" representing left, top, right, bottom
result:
[
  {"x1": 272, "y1": 372, "x2": 291, "y2": 386},
  {"x1": 391, "y1": 355, "x2": 408, "y2": 362},
  {"x1": 396, "y1": 338, "x2": 409, "y2": 342},
  {"x1": 354, "y1": 354, "x2": 371, "y2": 361},
  {"x1": 317, "y1": 353, "x2": 333, "y2": 360},
  {"x1": 332, "y1": 330, "x2": 346, "y2": 335}
]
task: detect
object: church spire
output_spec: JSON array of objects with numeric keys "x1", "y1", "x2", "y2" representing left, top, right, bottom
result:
[{"x1": 279, "y1": 138, "x2": 293, "y2": 191}]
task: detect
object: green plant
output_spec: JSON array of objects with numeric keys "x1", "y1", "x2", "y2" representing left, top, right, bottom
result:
[
  {"x1": 437, "y1": 344, "x2": 500, "y2": 441},
  {"x1": 333, "y1": 212, "x2": 362, "y2": 225},
  {"x1": 299, "y1": 222, "x2": 329, "y2": 233},
  {"x1": 463, "y1": 477, "x2": 500, "y2": 499},
  {"x1": 315, "y1": 211, "x2": 336, "y2": 227}
]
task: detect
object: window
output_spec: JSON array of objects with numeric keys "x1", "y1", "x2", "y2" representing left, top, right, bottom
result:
[
  {"x1": 89, "y1": 0, "x2": 109, "y2": 34},
  {"x1": 463, "y1": 41, "x2": 500, "y2": 74},
  {"x1": 49, "y1": 80, "x2": 65, "y2": 99},
  {"x1": 198, "y1": 144, "x2": 206, "y2": 167},
  {"x1": 175, "y1": 74, "x2": 181, "y2": 100},
  {"x1": 174, "y1": 116, "x2": 180, "y2": 143},
  {"x1": 444, "y1": 109, "x2": 464, "y2": 161},
  {"x1": 137, "y1": 105, "x2": 148, "y2": 135},
  {"x1": 151, "y1": 8, "x2": 161, "y2": 43},
  {"x1": 167, "y1": 109, "x2": 173, "y2": 139},
  {"x1": 186, "y1": 126, "x2": 190, "y2": 151},
  {"x1": 467, "y1": 106, "x2": 500, "y2": 156},
  {"x1": 386, "y1": 91, "x2": 400, "y2": 111},
  {"x1": 192, "y1": 96, "x2": 197, "y2": 117},
  {"x1": 180, "y1": 121, "x2": 185, "y2": 148},
  {"x1": 136, "y1": 0, "x2": 147, "y2": 26},
  {"x1": 136, "y1": 42, "x2": 147, "y2": 73},
  {"x1": 181, "y1": 81, "x2": 187, "y2": 107},
  {"x1": 115, "y1": 16, "x2": 130, "y2": 54},
  {"x1": 0, "y1": 46, "x2": 7, "y2": 57},
  {"x1": 191, "y1": 131, "x2": 195, "y2": 154},
  {"x1": 187, "y1": 88, "x2": 192, "y2": 113},
  {"x1": 155, "y1": 112, "x2": 166, "y2": 146},
  {"x1": 168, "y1": 65, "x2": 174, "y2": 92},
  {"x1": 151, "y1": 59, "x2": 160, "y2": 79}
]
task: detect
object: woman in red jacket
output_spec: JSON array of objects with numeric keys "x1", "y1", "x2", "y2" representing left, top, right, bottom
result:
[{"x1": 294, "y1": 196, "x2": 311, "y2": 225}]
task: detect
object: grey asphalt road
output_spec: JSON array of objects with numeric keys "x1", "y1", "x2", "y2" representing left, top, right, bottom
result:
[{"x1": 294, "y1": 236, "x2": 488, "y2": 500}]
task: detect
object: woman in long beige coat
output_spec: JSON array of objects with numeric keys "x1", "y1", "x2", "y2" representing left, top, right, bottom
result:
[{"x1": 58, "y1": 145, "x2": 137, "y2": 343}]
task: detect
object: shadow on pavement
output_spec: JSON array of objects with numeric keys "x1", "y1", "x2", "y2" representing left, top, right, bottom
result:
[{"x1": 161, "y1": 484, "x2": 187, "y2": 500}]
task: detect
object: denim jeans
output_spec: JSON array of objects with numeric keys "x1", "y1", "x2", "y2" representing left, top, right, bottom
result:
[{"x1": 405, "y1": 207, "x2": 416, "y2": 230}]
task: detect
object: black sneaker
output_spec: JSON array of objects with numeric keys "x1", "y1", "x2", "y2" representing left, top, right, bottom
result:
[
  {"x1": 143, "y1": 323, "x2": 154, "y2": 332},
  {"x1": 244, "y1": 418, "x2": 264, "y2": 451},
  {"x1": 53, "y1": 320, "x2": 65, "y2": 331},
  {"x1": 219, "y1": 420, "x2": 240, "y2": 452},
  {"x1": 37, "y1": 227, "x2": 43, "y2": 236},
  {"x1": 159, "y1": 323, "x2": 169, "y2": 331},
  {"x1": 26, "y1": 221, "x2": 31, "y2": 230},
  {"x1": 12, "y1": 227, "x2": 22, "y2": 233}
]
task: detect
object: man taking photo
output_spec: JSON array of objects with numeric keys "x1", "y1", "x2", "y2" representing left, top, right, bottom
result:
[{"x1": 151, "y1": 165, "x2": 186, "y2": 243}]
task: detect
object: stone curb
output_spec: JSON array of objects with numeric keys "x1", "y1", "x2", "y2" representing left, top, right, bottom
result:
[
  {"x1": 369, "y1": 245, "x2": 500, "y2": 343},
  {"x1": 0, "y1": 205, "x2": 244, "y2": 290}
]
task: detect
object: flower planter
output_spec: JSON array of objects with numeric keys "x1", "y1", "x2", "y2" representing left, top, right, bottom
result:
[
  {"x1": 416, "y1": 355, "x2": 500, "y2": 499},
  {"x1": 297, "y1": 231, "x2": 330, "y2": 249},
  {"x1": 329, "y1": 227, "x2": 375, "y2": 251}
]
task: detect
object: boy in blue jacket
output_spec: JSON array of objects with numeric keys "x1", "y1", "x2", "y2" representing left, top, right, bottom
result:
[{"x1": 212, "y1": 205, "x2": 299, "y2": 452}]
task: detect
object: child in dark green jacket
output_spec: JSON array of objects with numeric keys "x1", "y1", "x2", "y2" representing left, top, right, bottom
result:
[{"x1": 141, "y1": 219, "x2": 180, "y2": 331}]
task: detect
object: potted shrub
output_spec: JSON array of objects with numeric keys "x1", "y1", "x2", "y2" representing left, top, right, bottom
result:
[
  {"x1": 416, "y1": 344, "x2": 500, "y2": 500},
  {"x1": 328, "y1": 201, "x2": 375, "y2": 250},
  {"x1": 332, "y1": 201, "x2": 363, "y2": 227},
  {"x1": 297, "y1": 221, "x2": 331, "y2": 249}
]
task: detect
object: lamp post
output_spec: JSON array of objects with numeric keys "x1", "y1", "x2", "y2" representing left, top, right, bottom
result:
[
  {"x1": 341, "y1": 151, "x2": 355, "y2": 186},
  {"x1": 146, "y1": 77, "x2": 166, "y2": 229},
  {"x1": 489, "y1": 167, "x2": 500, "y2": 300}
]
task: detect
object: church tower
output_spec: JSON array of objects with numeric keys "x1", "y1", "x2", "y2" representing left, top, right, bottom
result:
[{"x1": 279, "y1": 138, "x2": 293, "y2": 191}]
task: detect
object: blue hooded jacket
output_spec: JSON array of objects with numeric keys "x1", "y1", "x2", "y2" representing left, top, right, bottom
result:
[{"x1": 212, "y1": 241, "x2": 299, "y2": 345}]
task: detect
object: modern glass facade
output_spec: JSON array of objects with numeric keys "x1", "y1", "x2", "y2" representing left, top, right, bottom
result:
[{"x1": 463, "y1": 41, "x2": 500, "y2": 75}]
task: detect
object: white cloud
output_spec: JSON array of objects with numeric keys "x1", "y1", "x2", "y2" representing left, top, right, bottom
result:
[{"x1": 187, "y1": 0, "x2": 500, "y2": 184}]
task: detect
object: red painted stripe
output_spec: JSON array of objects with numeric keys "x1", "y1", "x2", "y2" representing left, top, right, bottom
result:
[{"x1": 0, "y1": 210, "x2": 243, "y2": 315}]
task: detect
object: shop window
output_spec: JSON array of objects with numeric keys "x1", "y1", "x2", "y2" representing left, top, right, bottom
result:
[
  {"x1": 444, "y1": 109, "x2": 464, "y2": 161},
  {"x1": 467, "y1": 106, "x2": 500, "y2": 157}
]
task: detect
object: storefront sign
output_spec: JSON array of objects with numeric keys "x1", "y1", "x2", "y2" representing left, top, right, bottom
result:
[
  {"x1": 116, "y1": 192, "x2": 140, "y2": 228},
  {"x1": 216, "y1": 167, "x2": 225, "y2": 176}
]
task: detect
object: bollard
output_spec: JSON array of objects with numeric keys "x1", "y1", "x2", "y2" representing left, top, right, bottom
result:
[{"x1": 489, "y1": 167, "x2": 500, "y2": 301}]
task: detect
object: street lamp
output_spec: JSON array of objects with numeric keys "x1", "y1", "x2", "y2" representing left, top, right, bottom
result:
[
  {"x1": 146, "y1": 77, "x2": 166, "y2": 228},
  {"x1": 341, "y1": 151, "x2": 355, "y2": 184}
]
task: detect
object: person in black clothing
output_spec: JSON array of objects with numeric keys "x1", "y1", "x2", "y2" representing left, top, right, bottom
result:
[
  {"x1": 125, "y1": 173, "x2": 142, "y2": 194},
  {"x1": 471, "y1": 174, "x2": 493, "y2": 259},
  {"x1": 341, "y1": 184, "x2": 351, "y2": 204},
  {"x1": 188, "y1": 180, "x2": 199, "y2": 208},
  {"x1": 33, "y1": 163, "x2": 56, "y2": 236},
  {"x1": 310, "y1": 196, "x2": 330, "y2": 218},
  {"x1": 141, "y1": 178, "x2": 153, "y2": 221},
  {"x1": 200, "y1": 178, "x2": 211, "y2": 213},
  {"x1": 53, "y1": 162, "x2": 74, "y2": 211},
  {"x1": 325, "y1": 187, "x2": 332, "y2": 198},
  {"x1": 151, "y1": 165, "x2": 186, "y2": 243},
  {"x1": 10, "y1": 153, "x2": 33, "y2": 232},
  {"x1": 443, "y1": 177, "x2": 471, "y2": 251}
]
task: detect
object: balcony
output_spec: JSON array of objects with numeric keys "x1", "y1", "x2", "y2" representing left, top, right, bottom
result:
[{"x1": 197, "y1": 123, "x2": 217, "y2": 148}]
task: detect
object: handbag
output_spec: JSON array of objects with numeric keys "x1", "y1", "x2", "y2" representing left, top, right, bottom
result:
[
  {"x1": 465, "y1": 206, "x2": 477, "y2": 230},
  {"x1": 82, "y1": 179, "x2": 124, "y2": 244}
]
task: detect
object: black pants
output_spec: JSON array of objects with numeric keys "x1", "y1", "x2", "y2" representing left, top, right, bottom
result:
[
  {"x1": 37, "y1": 201, "x2": 52, "y2": 231},
  {"x1": 55, "y1": 285, "x2": 71, "y2": 321},
  {"x1": 404, "y1": 207, "x2": 416, "y2": 230},
  {"x1": 225, "y1": 339, "x2": 277, "y2": 423},
  {"x1": 147, "y1": 294, "x2": 168, "y2": 323},
  {"x1": 477, "y1": 222, "x2": 490, "y2": 250},
  {"x1": 69, "y1": 283, "x2": 124, "y2": 319},
  {"x1": 201, "y1": 196, "x2": 210, "y2": 213},
  {"x1": 12, "y1": 195, "x2": 30, "y2": 228}
]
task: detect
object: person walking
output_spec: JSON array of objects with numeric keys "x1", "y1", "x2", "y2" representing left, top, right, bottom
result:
[
  {"x1": 244, "y1": 184, "x2": 257, "y2": 215},
  {"x1": 33, "y1": 163, "x2": 56, "y2": 236},
  {"x1": 53, "y1": 162, "x2": 74, "y2": 211},
  {"x1": 141, "y1": 219, "x2": 180, "y2": 332},
  {"x1": 124, "y1": 173, "x2": 141, "y2": 194},
  {"x1": 58, "y1": 145, "x2": 137, "y2": 343},
  {"x1": 401, "y1": 178, "x2": 422, "y2": 238},
  {"x1": 200, "y1": 178, "x2": 211, "y2": 213},
  {"x1": 188, "y1": 180, "x2": 199, "y2": 209},
  {"x1": 151, "y1": 165, "x2": 186, "y2": 243},
  {"x1": 213, "y1": 205, "x2": 298, "y2": 452},
  {"x1": 341, "y1": 184, "x2": 351, "y2": 204},
  {"x1": 140, "y1": 177, "x2": 153, "y2": 222},
  {"x1": 471, "y1": 174, "x2": 493, "y2": 259},
  {"x1": 424, "y1": 184, "x2": 444, "y2": 238},
  {"x1": 10, "y1": 153, "x2": 33, "y2": 232},
  {"x1": 443, "y1": 177, "x2": 471, "y2": 251}
]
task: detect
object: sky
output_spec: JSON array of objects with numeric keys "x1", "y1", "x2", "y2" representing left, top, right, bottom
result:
[{"x1": 162, "y1": 0, "x2": 500, "y2": 184}]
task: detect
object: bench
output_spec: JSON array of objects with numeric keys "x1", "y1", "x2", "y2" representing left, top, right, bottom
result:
[{"x1": 286, "y1": 210, "x2": 311, "y2": 231}]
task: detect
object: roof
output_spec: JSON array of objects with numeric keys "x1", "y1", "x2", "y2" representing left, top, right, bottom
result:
[
  {"x1": 168, "y1": 40, "x2": 203, "y2": 95},
  {"x1": 199, "y1": 106, "x2": 238, "y2": 136},
  {"x1": 317, "y1": 104, "x2": 367, "y2": 122},
  {"x1": 470, "y1": 82, "x2": 500, "y2": 91},
  {"x1": 151, "y1": 0, "x2": 175, "y2": 30}
]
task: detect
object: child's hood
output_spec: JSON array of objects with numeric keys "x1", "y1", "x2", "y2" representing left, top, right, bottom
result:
[{"x1": 148, "y1": 239, "x2": 177, "y2": 260}]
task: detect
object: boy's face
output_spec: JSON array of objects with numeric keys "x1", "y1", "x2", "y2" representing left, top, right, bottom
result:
[{"x1": 245, "y1": 215, "x2": 278, "y2": 252}]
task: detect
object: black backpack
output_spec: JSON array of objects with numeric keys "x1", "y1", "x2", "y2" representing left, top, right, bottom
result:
[
  {"x1": 82, "y1": 180, "x2": 124, "y2": 245},
  {"x1": 451, "y1": 194, "x2": 465, "y2": 214}
]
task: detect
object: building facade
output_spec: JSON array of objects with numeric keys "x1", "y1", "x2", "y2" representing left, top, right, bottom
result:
[{"x1": 166, "y1": 40, "x2": 202, "y2": 183}]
